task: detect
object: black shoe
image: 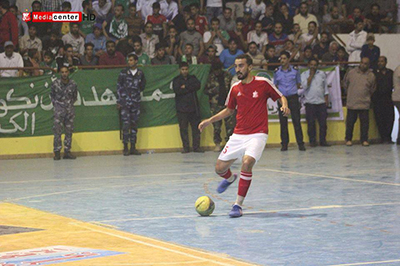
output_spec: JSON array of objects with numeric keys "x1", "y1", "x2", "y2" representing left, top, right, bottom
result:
[
  {"x1": 130, "y1": 144, "x2": 141, "y2": 155},
  {"x1": 63, "y1": 151, "x2": 76, "y2": 159},
  {"x1": 123, "y1": 143, "x2": 129, "y2": 156},
  {"x1": 54, "y1": 151, "x2": 61, "y2": 160},
  {"x1": 193, "y1": 149, "x2": 204, "y2": 153},
  {"x1": 320, "y1": 142, "x2": 331, "y2": 147},
  {"x1": 298, "y1": 144, "x2": 306, "y2": 151},
  {"x1": 310, "y1": 142, "x2": 318, "y2": 147},
  {"x1": 280, "y1": 144, "x2": 288, "y2": 151},
  {"x1": 181, "y1": 149, "x2": 190, "y2": 154}
]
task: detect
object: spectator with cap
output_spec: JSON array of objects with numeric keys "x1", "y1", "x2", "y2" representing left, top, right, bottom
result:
[
  {"x1": 0, "y1": 0, "x2": 18, "y2": 52},
  {"x1": 126, "y1": 3, "x2": 144, "y2": 37},
  {"x1": 0, "y1": 41, "x2": 23, "y2": 77},
  {"x1": 198, "y1": 44, "x2": 221, "y2": 65},
  {"x1": 85, "y1": 23, "x2": 107, "y2": 56},
  {"x1": 99, "y1": 40, "x2": 126, "y2": 65},
  {"x1": 242, "y1": 7, "x2": 255, "y2": 37},
  {"x1": 361, "y1": 33, "x2": 380, "y2": 70},
  {"x1": 178, "y1": 18, "x2": 204, "y2": 58},
  {"x1": 62, "y1": 23, "x2": 85, "y2": 56},
  {"x1": 347, "y1": 18, "x2": 367, "y2": 65},
  {"x1": 203, "y1": 17, "x2": 229, "y2": 56},
  {"x1": 151, "y1": 43, "x2": 174, "y2": 65},
  {"x1": 247, "y1": 21, "x2": 269, "y2": 55},
  {"x1": 191, "y1": 3, "x2": 208, "y2": 35},
  {"x1": 293, "y1": 2, "x2": 318, "y2": 33},
  {"x1": 146, "y1": 2, "x2": 168, "y2": 38},
  {"x1": 19, "y1": 24, "x2": 42, "y2": 58},
  {"x1": 140, "y1": 22, "x2": 160, "y2": 58},
  {"x1": 219, "y1": 38, "x2": 244, "y2": 76}
]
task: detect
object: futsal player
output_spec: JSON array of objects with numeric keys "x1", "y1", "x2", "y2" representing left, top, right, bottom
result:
[{"x1": 198, "y1": 54, "x2": 290, "y2": 217}]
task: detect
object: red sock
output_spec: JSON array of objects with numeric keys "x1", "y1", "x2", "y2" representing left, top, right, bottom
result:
[
  {"x1": 218, "y1": 169, "x2": 232, "y2": 179},
  {"x1": 238, "y1": 171, "x2": 252, "y2": 197}
]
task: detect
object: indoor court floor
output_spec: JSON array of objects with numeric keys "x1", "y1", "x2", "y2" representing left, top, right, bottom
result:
[{"x1": 1, "y1": 144, "x2": 400, "y2": 266}]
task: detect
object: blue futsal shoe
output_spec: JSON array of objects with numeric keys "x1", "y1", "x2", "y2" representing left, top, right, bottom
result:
[
  {"x1": 216, "y1": 174, "x2": 237, "y2": 193},
  {"x1": 229, "y1": 204, "x2": 243, "y2": 218}
]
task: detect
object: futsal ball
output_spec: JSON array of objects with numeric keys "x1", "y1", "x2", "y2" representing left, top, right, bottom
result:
[{"x1": 195, "y1": 196, "x2": 215, "y2": 216}]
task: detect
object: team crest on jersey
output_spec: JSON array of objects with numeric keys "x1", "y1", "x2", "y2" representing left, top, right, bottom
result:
[
  {"x1": 237, "y1": 92, "x2": 242, "y2": 96},
  {"x1": 253, "y1": 91, "x2": 258, "y2": 98}
]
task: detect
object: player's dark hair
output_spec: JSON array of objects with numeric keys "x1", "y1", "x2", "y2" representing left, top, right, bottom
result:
[{"x1": 235, "y1": 54, "x2": 253, "y2": 66}]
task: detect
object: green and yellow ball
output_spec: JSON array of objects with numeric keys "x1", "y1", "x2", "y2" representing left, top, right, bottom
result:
[{"x1": 195, "y1": 196, "x2": 215, "y2": 216}]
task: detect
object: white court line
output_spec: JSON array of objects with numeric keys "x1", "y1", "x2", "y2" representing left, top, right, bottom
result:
[
  {"x1": 256, "y1": 168, "x2": 400, "y2": 187},
  {"x1": 330, "y1": 259, "x2": 400, "y2": 265},
  {"x1": 94, "y1": 261, "x2": 204, "y2": 265},
  {"x1": 72, "y1": 222, "x2": 256, "y2": 266},
  {"x1": 94, "y1": 202, "x2": 400, "y2": 222}
]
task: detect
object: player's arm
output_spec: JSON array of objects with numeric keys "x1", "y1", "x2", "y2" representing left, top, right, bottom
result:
[
  {"x1": 198, "y1": 108, "x2": 234, "y2": 132},
  {"x1": 278, "y1": 96, "x2": 290, "y2": 116}
]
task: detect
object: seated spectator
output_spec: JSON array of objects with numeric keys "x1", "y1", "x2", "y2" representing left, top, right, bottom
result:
[
  {"x1": 288, "y1": 23, "x2": 302, "y2": 48},
  {"x1": 293, "y1": 2, "x2": 318, "y2": 33},
  {"x1": 132, "y1": 38, "x2": 151, "y2": 65},
  {"x1": 80, "y1": 0, "x2": 96, "y2": 38},
  {"x1": 40, "y1": 51, "x2": 57, "y2": 75},
  {"x1": 19, "y1": 24, "x2": 42, "y2": 58},
  {"x1": 365, "y1": 3, "x2": 389, "y2": 33},
  {"x1": 260, "y1": 4, "x2": 274, "y2": 34},
  {"x1": 0, "y1": 41, "x2": 23, "y2": 77},
  {"x1": 274, "y1": 3, "x2": 293, "y2": 35},
  {"x1": 361, "y1": 33, "x2": 380, "y2": 70},
  {"x1": 246, "y1": 41, "x2": 265, "y2": 68},
  {"x1": 102, "y1": 4, "x2": 128, "y2": 42},
  {"x1": 218, "y1": 7, "x2": 235, "y2": 32},
  {"x1": 299, "y1": 45, "x2": 313, "y2": 63},
  {"x1": 219, "y1": 38, "x2": 244, "y2": 75},
  {"x1": 165, "y1": 26, "x2": 180, "y2": 58},
  {"x1": 204, "y1": 0, "x2": 222, "y2": 24},
  {"x1": 140, "y1": 22, "x2": 160, "y2": 58},
  {"x1": 9, "y1": 5, "x2": 28, "y2": 38},
  {"x1": 170, "y1": 5, "x2": 190, "y2": 34},
  {"x1": 146, "y1": 2, "x2": 167, "y2": 38},
  {"x1": 305, "y1": 0, "x2": 319, "y2": 15},
  {"x1": 321, "y1": 41, "x2": 339, "y2": 62},
  {"x1": 247, "y1": 21, "x2": 268, "y2": 55},
  {"x1": 64, "y1": 0, "x2": 84, "y2": 12},
  {"x1": 179, "y1": 43, "x2": 198, "y2": 64},
  {"x1": 56, "y1": 44, "x2": 81, "y2": 72},
  {"x1": 299, "y1": 21, "x2": 318, "y2": 50},
  {"x1": 98, "y1": 40, "x2": 125, "y2": 65},
  {"x1": 198, "y1": 44, "x2": 221, "y2": 65},
  {"x1": 228, "y1": 18, "x2": 247, "y2": 52},
  {"x1": 80, "y1": 42, "x2": 98, "y2": 66},
  {"x1": 62, "y1": 23, "x2": 85, "y2": 56},
  {"x1": 323, "y1": 0, "x2": 347, "y2": 17},
  {"x1": 160, "y1": 0, "x2": 179, "y2": 21},
  {"x1": 0, "y1": 0, "x2": 18, "y2": 51},
  {"x1": 347, "y1": 18, "x2": 367, "y2": 65},
  {"x1": 245, "y1": 0, "x2": 266, "y2": 20},
  {"x1": 126, "y1": 3, "x2": 144, "y2": 37},
  {"x1": 93, "y1": 0, "x2": 112, "y2": 23},
  {"x1": 179, "y1": 18, "x2": 204, "y2": 57},
  {"x1": 137, "y1": 0, "x2": 156, "y2": 20},
  {"x1": 264, "y1": 44, "x2": 279, "y2": 70},
  {"x1": 269, "y1": 22, "x2": 289, "y2": 55},
  {"x1": 191, "y1": 3, "x2": 208, "y2": 35},
  {"x1": 23, "y1": 48, "x2": 41, "y2": 76},
  {"x1": 85, "y1": 23, "x2": 106, "y2": 56},
  {"x1": 116, "y1": 36, "x2": 135, "y2": 57},
  {"x1": 43, "y1": 31, "x2": 64, "y2": 57},
  {"x1": 27, "y1": 1, "x2": 52, "y2": 40},
  {"x1": 203, "y1": 18, "x2": 229, "y2": 56},
  {"x1": 42, "y1": 0, "x2": 63, "y2": 12},
  {"x1": 347, "y1": 7, "x2": 365, "y2": 22},
  {"x1": 312, "y1": 32, "x2": 330, "y2": 60},
  {"x1": 323, "y1": 6, "x2": 345, "y2": 33},
  {"x1": 242, "y1": 7, "x2": 255, "y2": 37},
  {"x1": 151, "y1": 43, "x2": 174, "y2": 65},
  {"x1": 285, "y1": 39, "x2": 300, "y2": 61}
]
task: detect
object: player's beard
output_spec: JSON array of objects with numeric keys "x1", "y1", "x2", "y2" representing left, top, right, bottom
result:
[{"x1": 237, "y1": 70, "x2": 248, "y2": 80}]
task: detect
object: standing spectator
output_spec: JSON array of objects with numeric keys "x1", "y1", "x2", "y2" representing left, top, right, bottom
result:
[
  {"x1": 198, "y1": 44, "x2": 221, "y2": 65},
  {"x1": 312, "y1": 32, "x2": 330, "y2": 60},
  {"x1": 93, "y1": 0, "x2": 112, "y2": 23},
  {"x1": 203, "y1": 17, "x2": 229, "y2": 56},
  {"x1": 293, "y1": 2, "x2": 318, "y2": 33},
  {"x1": 0, "y1": 41, "x2": 23, "y2": 77},
  {"x1": 274, "y1": 51, "x2": 305, "y2": 151},
  {"x1": 80, "y1": 42, "x2": 98, "y2": 66},
  {"x1": 274, "y1": 3, "x2": 293, "y2": 34},
  {"x1": 299, "y1": 21, "x2": 318, "y2": 50},
  {"x1": 205, "y1": 0, "x2": 222, "y2": 24},
  {"x1": 140, "y1": 22, "x2": 160, "y2": 58},
  {"x1": 0, "y1": 0, "x2": 18, "y2": 51},
  {"x1": 242, "y1": 7, "x2": 255, "y2": 37},
  {"x1": 268, "y1": 22, "x2": 289, "y2": 54},
  {"x1": 218, "y1": 7, "x2": 235, "y2": 32},
  {"x1": 322, "y1": 6, "x2": 345, "y2": 33},
  {"x1": 191, "y1": 3, "x2": 208, "y2": 35},
  {"x1": 321, "y1": 41, "x2": 339, "y2": 62},
  {"x1": 146, "y1": 2, "x2": 168, "y2": 38},
  {"x1": 247, "y1": 21, "x2": 268, "y2": 55},
  {"x1": 9, "y1": 5, "x2": 28, "y2": 38},
  {"x1": 117, "y1": 53, "x2": 146, "y2": 156},
  {"x1": 51, "y1": 66, "x2": 78, "y2": 160},
  {"x1": 204, "y1": 61, "x2": 234, "y2": 152},
  {"x1": 260, "y1": 4, "x2": 275, "y2": 35},
  {"x1": 246, "y1": 41, "x2": 265, "y2": 68},
  {"x1": 372, "y1": 56, "x2": 394, "y2": 143},
  {"x1": 62, "y1": 23, "x2": 85, "y2": 56},
  {"x1": 151, "y1": 43, "x2": 173, "y2": 65},
  {"x1": 220, "y1": 38, "x2": 244, "y2": 76},
  {"x1": 42, "y1": 0, "x2": 64, "y2": 11},
  {"x1": 19, "y1": 25, "x2": 42, "y2": 57},
  {"x1": 173, "y1": 62, "x2": 203, "y2": 153},
  {"x1": 301, "y1": 58, "x2": 330, "y2": 147},
  {"x1": 245, "y1": 0, "x2": 266, "y2": 20},
  {"x1": 43, "y1": 31, "x2": 64, "y2": 57},
  {"x1": 85, "y1": 24, "x2": 107, "y2": 56},
  {"x1": 393, "y1": 65, "x2": 400, "y2": 145},
  {"x1": 80, "y1": 0, "x2": 96, "y2": 38},
  {"x1": 264, "y1": 44, "x2": 280, "y2": 70},
  {"x1": 343, "y1": 57, "x2": 376, "y2": 146},
  {"x1": 165, "y1": 26, "x2": 180, "y2": 58},
  {"x1": 132, "y1": 38, "x2": 150, "y2": 65},
  {"x1": 179, "y1": 18, "x2": 204, "y2": 57},
  {"x1": 361, "y1": 33, "x2": 380, "y2": 70},
  {"x1": 347, "y1": 18, "x2": 367, "y2": 65},
  {"x1": 102, "y1": 4, "x2": 128, "y2": 42},
  {"x1": 179, "y1": 43, "x2": 198, "y2": 64},
  {"x1": 137, "y1": 0, "x2": 157, "y2": 20},
  {"x1": 126, "y1": 4, "x2": 144, "y2": 37},
  {"x1": 56, "y1": 44, "x2": 81, "y2": 72},
  {"x1": 98, "y1": 40, "x2": 126, "y2": 65},
  {"x1": 160, "y1": 0, "x2": 179, "y2": 21},
  {"x1": 225, "y1": 0, "x2": 244, "y2": 19},
  {"x1": 228, "y1": 18, "x2": 247, "y2": 52}
]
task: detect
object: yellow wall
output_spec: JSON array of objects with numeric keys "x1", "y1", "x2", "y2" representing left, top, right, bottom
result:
[{"x1": 0, "y1": 108, "x2": 379, "y2": 157}]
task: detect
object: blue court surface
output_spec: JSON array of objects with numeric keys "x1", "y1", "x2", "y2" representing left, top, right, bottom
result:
[{"x1": 1, "y1": 144, "x2": 400, "y2": 265}]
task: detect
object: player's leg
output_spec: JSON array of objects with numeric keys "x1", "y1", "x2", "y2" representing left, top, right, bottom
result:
[{"x1": 215, "y1": 159, "x2": 238, "y2": 193}]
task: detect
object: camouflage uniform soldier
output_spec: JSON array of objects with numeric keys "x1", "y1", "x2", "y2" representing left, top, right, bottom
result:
[
  {"x1": 204, "y1": 62, "x2": 236, "y2": 151},
  {"x1": 117, "y1": 53, "x2": 146, "y2": 156},
  {"x1": 51, "y1": 66, "x2": 78, "y2": 160}
]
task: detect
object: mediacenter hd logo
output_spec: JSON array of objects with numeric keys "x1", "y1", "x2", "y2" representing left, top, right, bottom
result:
[{"x1": 22, "y1": 12, "x2": 95, "y2": 22}]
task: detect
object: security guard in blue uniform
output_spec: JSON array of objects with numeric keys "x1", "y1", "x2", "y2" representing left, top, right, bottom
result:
[
  {"x1": 273, "y1": 51, "x2": 305, "y2": 151},
  {"x1": 116, "y1": 53, "x2": 146, "y2": 156}
]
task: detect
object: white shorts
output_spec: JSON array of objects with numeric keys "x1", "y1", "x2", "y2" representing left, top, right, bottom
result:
[{"x1": 218, "y1": 133, "x2": 268, "y2": 163}]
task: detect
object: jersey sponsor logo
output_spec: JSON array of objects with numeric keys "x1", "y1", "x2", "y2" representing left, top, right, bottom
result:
[{"x1": 253, "y1": 91, "x2": 258, "y2": 98}]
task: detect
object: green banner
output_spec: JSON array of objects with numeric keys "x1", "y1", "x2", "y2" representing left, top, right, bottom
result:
[{"x1": 0, "y1": 65, "x2": 211, "y2": 138}]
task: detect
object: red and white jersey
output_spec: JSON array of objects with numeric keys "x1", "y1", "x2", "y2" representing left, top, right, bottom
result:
[{"x1": 226, "y1": 76, "x2": 282, "y2": 135}]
